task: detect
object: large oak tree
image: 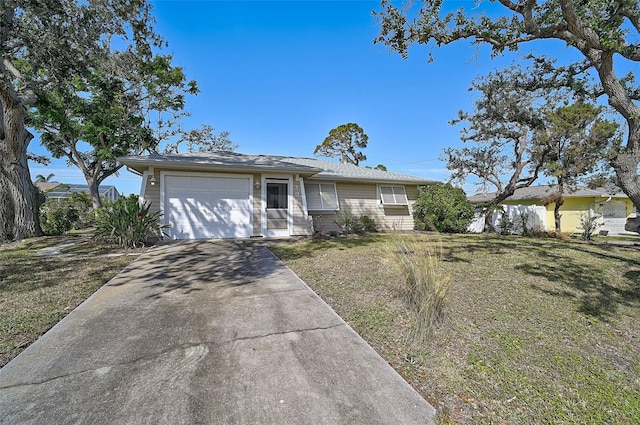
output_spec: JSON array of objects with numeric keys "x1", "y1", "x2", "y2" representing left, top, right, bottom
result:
[
  {"x1": 0, "y1": 0, "x2": 163, "y2": 240},
  {"x1": 375, "y1": 0, "x2": 640, "y2": 212},
  {"x1": 30, "y1": 51, "x2": 197, "y2": 208}
]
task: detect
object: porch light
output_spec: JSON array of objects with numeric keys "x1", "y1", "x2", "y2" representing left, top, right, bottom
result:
[
  {"x1": 149, "y1": 175, "x2": 157, "y2": 186},
  {"x1": 254, "y1": 180, "x2": 261, "y2": 189}
]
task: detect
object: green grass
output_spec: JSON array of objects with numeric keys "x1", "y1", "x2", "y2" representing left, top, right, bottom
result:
[
  {"x1": 0, "y1": 235, "x2": 144, "y2": 367},
  {"x1": 271, "y1": 233, "x2": 640, "y2": 424}
]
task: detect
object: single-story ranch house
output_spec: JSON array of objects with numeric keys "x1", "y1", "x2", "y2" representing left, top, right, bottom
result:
[
  {"x1": 119, "y1": 152, "x2": 435, "y2": 239},
  {"x1": 469, "y1": 185, "x2": 637, "y2": 235}
]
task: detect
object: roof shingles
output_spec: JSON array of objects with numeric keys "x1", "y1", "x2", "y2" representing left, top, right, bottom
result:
[{"x1": 119, "y1": 152, "x2": 434, "y2": 184}]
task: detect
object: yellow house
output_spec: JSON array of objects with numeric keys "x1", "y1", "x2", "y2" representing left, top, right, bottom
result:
[{"x1": 469, "y1": 186, "x2": 637, "y2": 235}]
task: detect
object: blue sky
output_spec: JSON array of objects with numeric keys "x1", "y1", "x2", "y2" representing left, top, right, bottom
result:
[{"x1": 27, "y1": 0, "x2": 557, "y2": 196}]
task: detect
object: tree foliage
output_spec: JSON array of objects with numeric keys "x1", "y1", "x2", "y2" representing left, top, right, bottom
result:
[
  {"x1": 29, "y1": 29, "x2": 198, "y2": 209},
  {"x1": 315, "y1": 123, "x2": 368, "y2": 166},
  {"x1": 413, "y1": 183, "x2": 474, "y2": 233},
  {"x1": 375, "y1": 0, "x2": 640, "y2": 212},
  {"x1": 536, "y1": 102, "x2": 620, "y2": 231},
  {"x1": 443, "y1": 63, "x2": 563, "y2": 212},
  {"x1": 0, "y1": 0, "x2": 165, "y2": 240},
  {"x1": 163, "y1": 124, "x2": 237, "y2": 154}
]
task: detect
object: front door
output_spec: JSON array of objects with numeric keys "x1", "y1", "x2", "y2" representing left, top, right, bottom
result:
[{"x1": 264, "y1": 178, "x2": 290, "y2": 237}]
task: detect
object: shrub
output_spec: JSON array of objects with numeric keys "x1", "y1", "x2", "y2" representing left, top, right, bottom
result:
[
  {"x1": 497, "y1": 207, "x2": 515, "y2": 235},
  {"x1": 359, "y1": 215, "x2": 379, "y2": 233},
  {"x1": 333, "y1": 211, "x2": 365, "y2": 235},
  {"x1": 39, "y1": 192, "x2": 94, "y2": 235},
  {"x1": 93, "y1": 195, "x2": 168, "y2": 248},
  {"x1": 579, "y1": 212, "x2": 602, "y2": 241},
  {"x1": 391, "y1": 236, "x2": 451, "y2": 345},
  {"x1": 413, "y1": 183, "x2": 474, "y2": 233},
  {"x1": 40, "y1": 201, "x2": 80, "y2": 235}
]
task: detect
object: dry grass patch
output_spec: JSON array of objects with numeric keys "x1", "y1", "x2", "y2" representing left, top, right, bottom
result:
[
  {"x1": 0, "y1": 235, "x2": 144, "y2": 367},
  {"x1": 271, "y1": 233, "x2": 640, "y2": 424}
]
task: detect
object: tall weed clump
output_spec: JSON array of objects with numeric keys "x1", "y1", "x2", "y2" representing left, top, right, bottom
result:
[{"x1": 391, "y1": 236, "x2": 451, "y2": 345}]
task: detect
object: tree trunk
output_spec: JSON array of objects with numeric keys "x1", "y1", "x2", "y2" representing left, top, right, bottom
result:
[
  {"x1": 612, "y1": 125, "x2": 640, "y2": 213},
  {"x1": 87, "y1": 177, "x2": 102, "y2": 209},
  {"x1": 483, "y1": 186, "x2": 518, "y2": 232},
  {"x1": 554, "y1": 199, "x2": 564, "y2": 233},
  {"x1": 0, "y1": 82, "x2": 42, "y2": 241}
]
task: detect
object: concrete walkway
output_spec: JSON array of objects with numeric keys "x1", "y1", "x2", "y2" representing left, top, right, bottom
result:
[{"x1": 0, "y1": 241, "x2": 435, "y2": 424}]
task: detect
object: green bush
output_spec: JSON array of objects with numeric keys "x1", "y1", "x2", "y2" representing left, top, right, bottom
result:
[
  {"x1": 40, "y1": 201, "x2": 80, "y2": 235},
  {"x1": 579, "y1": 213, "x2": 602, "y2": 241},
  {"x1": 333, "y1": 211, "x2": 365, "y2": 235},
  {"x1": 413, "y1": 183, "x2": 474, "y2": 233},
  {"x1": 333, "y1": 212, "x2": 380, "y2": 234},
  {"x1": 359, "y1": 215, "x2": 379, "y2": 233},
  {"x1": 93, "y1": 195, "x2": 168, "y2": 248},
  {"x1": 65, "y1": 192, "x2": 94, "y2": 229},
  {"x1": 39, "y1": 192, "x2": 94, "y2": 236}
]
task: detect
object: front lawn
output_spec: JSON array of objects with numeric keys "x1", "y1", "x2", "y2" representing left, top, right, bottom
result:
[
  {"x1": 0, "y1": 235, "x2": 144, "y2": 367},
  {"x1": 271, "y1": 233, "x2": 640, "y2": 424}
]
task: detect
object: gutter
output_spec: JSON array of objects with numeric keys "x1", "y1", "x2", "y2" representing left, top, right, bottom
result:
[{"x1": 126, "y1": 166, "x2": 143, "y2": 177}]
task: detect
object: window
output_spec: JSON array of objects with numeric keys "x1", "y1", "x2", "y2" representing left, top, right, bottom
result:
[
  {"x1": 379, "y1": 185, "x2": 408, "y2": 205},
  {"x1": 266, "y1": 182, "x2": 288, "y2": 209},
  {"x1": 304, "y1": 182, "x2": 339, "y2": 211}
]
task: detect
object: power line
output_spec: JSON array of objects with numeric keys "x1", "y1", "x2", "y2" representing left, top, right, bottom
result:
[{"x1": 383, "y1": 158, "x2": 440, "y2": 165}]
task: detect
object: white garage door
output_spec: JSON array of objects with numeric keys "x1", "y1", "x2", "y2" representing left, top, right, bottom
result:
[
  {"x1": 164, "y1": 175, "x2": 252, "y2": 239},
  {"x1": 600, "y1": 200, "x2": 628, "y2": 235}
]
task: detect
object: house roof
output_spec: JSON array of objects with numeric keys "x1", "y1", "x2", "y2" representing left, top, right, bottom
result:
[
  {"x1": 119, "y1": 152, "x2": 436, "y2": 185},
  {"x1": 468, "y1": 185, "x2": 628, "y2": 203},
  {"x1": 36, "y1": 182, "x2": 120, "y2": 198},
  {"x1": 34, "y1": 182, "x2": 60, "y2": 192}
]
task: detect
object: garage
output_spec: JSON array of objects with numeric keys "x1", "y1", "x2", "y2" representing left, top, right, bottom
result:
[
  {"x1": 598, "y1": 200, "x2": 628, "y2": 235},
  {"x1": 162, "y1": 174, "x2": 253, "y2": 239}
]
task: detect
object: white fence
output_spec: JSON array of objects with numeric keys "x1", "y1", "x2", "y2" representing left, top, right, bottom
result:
[{"x1": 468, "y1": 205, "x2": 547, "y2": 234}]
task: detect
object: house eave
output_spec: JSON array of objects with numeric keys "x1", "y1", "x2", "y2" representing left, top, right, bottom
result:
[{"x1": 119, "y1": 157, "x2": 323, "y2": 177}]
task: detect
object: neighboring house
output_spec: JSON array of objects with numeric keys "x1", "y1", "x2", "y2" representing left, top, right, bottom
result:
[
  {"x1": 468, "y1": 185, "x2": 637, "y2": 235},
  {"x1": 119, "y1": 152, "x2": 436, "y2": 239},
  {"x1": 35, "y1": 182, "x2": 121, "y2": 202}
]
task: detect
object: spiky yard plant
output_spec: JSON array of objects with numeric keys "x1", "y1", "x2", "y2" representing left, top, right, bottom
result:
[
  {"x1": 94, "y1": 195, "x2": 168, "y2": 248},
  {"x1": 391, "y1": 236, "x2": 451, "y2": 345}
]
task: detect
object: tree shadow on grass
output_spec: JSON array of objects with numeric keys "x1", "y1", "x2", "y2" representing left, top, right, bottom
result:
[
  {"x1": 268, "y1": 234, "x2": 384, "y2": 261},
  {"x1": 515, "y1": 248, "x2": 640, "y2": 321}
]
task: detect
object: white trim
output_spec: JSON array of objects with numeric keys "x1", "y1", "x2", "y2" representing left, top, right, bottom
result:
[
  {"x1": 298, "y1": 176, "x2": 308, "y2": 219},
  {"x1": 304, "y1": 181, "x2": 340, "y2": 212},
  {"x1": 159, "y1": 170, "x2": 254, "y2": 239},
  {"x1": 261, "y1": 175, "x2": 293, "y2": 237},
  {"x1": 378, "y1": 184, "x2": 409, "y2": 206},
  {"x1": 139, "y1": 170, "x2": 149, "y2": 205}
]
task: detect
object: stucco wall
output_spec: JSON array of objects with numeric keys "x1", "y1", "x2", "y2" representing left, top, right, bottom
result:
[{"x1": 502, "y1": 197, "x2": 634, "y2": 233}]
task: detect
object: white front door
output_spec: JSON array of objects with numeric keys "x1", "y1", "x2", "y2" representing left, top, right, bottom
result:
[{"x1": 263, "y1": 178, "x2": 291, "y2": 237}]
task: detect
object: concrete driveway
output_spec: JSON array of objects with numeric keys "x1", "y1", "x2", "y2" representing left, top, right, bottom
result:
[{"x1": 0, "y1": 241, "x2": 435, "y2": 424}]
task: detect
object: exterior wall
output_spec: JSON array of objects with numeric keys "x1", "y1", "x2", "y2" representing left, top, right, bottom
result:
[
  {"x1": 140, "y1": 168, "x2": 311, "y2": 238},
  {"x1": 291, "y1": 177, "x2": 312, "y2": 236},
  {"x1": 502, "y1": 197, "x2": 635, "y2": 234},
  {"x1": 141, "y1": 169, "x2": 161, "y2": 214},
  {"x1": 310, "y1": 181, "x2": 418, "y2": 233},
  {"x1": 251, "y1": 173, "x2": 261, "y2": 236}
]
